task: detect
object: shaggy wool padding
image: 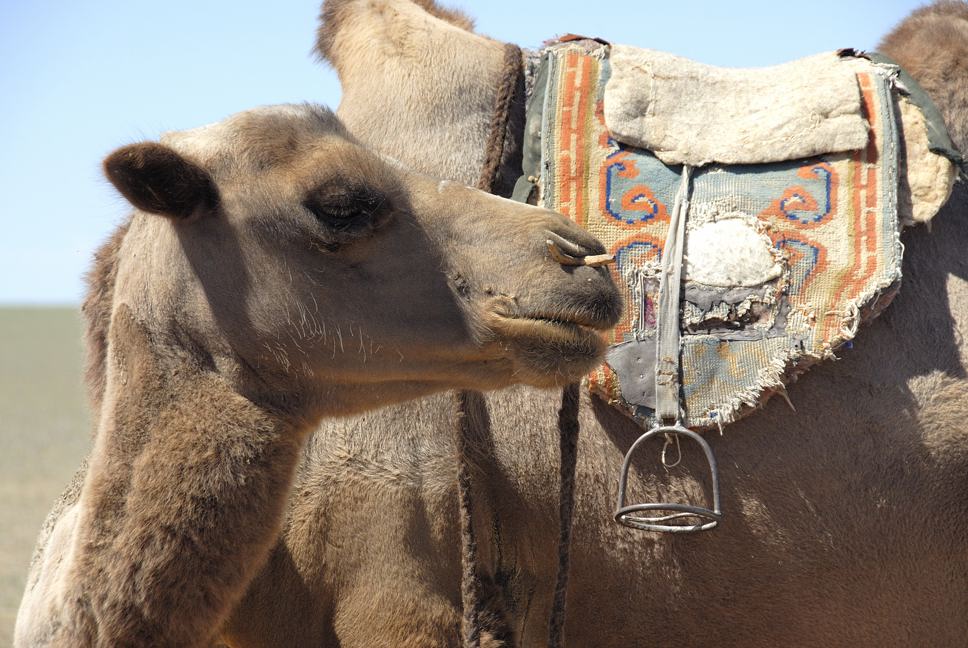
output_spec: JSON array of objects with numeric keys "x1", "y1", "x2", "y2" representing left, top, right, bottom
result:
[
  {"x1": 895, "y1": 97, "x2": 957, "y2": 223},
  {"x1": 604, "y1": 47, "x2": 870, "y2": 167},
  {"x1": 684, "y1": 218, "x2": 783, "y2": 288}
]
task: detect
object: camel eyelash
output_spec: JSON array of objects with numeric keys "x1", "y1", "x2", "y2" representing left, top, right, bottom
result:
[{"x1": 302, "y1": 185, "x2": 390, "y2": 232}]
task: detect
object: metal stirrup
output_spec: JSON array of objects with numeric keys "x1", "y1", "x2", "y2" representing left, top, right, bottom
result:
[
  {"x1": 614, "y1": 165, "x2": 722, "y2": 533},
  {"x1": 614, "y1": 423, "x2": 722, "y2": 533}
]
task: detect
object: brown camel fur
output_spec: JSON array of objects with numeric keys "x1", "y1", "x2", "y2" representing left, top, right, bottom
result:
[
  {"x1": 880, "y1": 0, "x2": 968, "y2": 156},
  {"x1": 13, "y1": 103, "x2": 621, "y2": 647},
  {"x1": 208, "y1": 2, "x2": 968, "y2": 646}
]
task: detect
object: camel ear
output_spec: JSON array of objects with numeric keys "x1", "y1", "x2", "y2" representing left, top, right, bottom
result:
[{"x1": 104, "y1": 143, "x2": 219, "y2": 219}]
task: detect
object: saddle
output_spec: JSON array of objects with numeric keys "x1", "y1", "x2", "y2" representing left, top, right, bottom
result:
[{"x1": 515, "y1": 39, "x2": 961, "y2": 431}]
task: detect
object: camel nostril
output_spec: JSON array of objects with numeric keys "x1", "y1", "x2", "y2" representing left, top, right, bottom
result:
[
  {"x1": 545, "y1": 230, "x2": 584, "y2": 255},
  {"x1": 545, "y1": 231, "x2": 614, "y2": 268},
  {"x1": 545, "y1": 226, "x2": 608, "y2": 254}
]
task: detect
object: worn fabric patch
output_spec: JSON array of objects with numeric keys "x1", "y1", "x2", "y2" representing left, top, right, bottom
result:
[{"x1": 526, "y1": 42, "x2": 908, "y2": 429}]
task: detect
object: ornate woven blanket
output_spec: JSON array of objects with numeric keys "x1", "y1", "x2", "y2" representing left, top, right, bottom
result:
[{"x1": 514, "y1": 41, "x2": 959, "y2": 429}]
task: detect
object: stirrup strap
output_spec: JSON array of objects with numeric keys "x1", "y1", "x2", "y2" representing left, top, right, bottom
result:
[{"x1": 655, "y1": 165, "x2": 691, "y2": 423}]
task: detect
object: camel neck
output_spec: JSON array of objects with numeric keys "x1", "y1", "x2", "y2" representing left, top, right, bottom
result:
[{"x1": 60, "y1": 306, "x2": 308, "y2": 647}]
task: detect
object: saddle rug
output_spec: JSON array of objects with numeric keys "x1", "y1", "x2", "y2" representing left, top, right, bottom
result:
[{"x1": 514, "y1": 40, "x2": 960, "y2": 429}]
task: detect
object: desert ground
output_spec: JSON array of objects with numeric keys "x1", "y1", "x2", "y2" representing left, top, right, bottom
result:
[{"x1": 0, "y1": 307, "x2": 91, "y2": 643}]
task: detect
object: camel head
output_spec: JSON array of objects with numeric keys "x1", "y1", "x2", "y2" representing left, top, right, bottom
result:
[
  {"x1": 18, "y1": 103, "x2": 620, "y2": 648},
  {"x1": 103, "y1": 104, "x2": 621, "y2": 418}
]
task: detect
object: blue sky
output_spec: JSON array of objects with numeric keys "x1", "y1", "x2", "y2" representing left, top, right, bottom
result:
[{"x1": 0, "y1": 0, "x2": 925, "y2": 304}]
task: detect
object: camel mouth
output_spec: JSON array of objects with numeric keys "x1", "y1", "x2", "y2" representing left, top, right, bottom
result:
[
  {"x1": 484, "y1": 310, "x2": 609, "y2": 385},
  {"x1": 489, "y1": 305, "x2": 617, "y2": 333},
  {"x1": 485, "y1": 310, "x2": 609, "y2": 357},
  {"x1": 495, "y1": 314, "x2": 586, "y2": 336},
  {"x1": 491, "y1": 313, "x2": 603, "y2": 335},
  {"x1": 478, "y1": 294, "x2": 618, "y2": 384}
]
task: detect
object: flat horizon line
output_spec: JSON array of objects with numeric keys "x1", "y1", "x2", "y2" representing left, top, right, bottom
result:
[{"x1": 0, "y1": 302, "x2": 80, "y2": 309}]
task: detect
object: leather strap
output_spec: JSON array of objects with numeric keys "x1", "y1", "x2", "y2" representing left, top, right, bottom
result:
[{"x1": 654, "y1": 165, "x2": 693, "y2": 423}]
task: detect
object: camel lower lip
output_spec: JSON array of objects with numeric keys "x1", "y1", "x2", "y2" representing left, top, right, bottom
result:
[
  {"x1": 491, "y1": 309, "x2": 612, "y2": 331},
  {"x1": 488, "y1": 313, "x2": 603, "y2": 342}
]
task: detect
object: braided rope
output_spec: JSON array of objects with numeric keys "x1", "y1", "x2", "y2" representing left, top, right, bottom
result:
[
  {"x1": 456, "y1": 41, "x2": 525, "y2": 648},
  {"x1": 456, "y1": 390, "x2": 484, "y2": 648},
  {"x1": 548, "y1": 383, "x2": 580, "y2": 648},
  {"x1": 476, "y1": 43, "x2": 524, "y2": 193},
  {"x1": 457, "y1": 40, "x2": 581, "y2": 648},
  {"x1": 456, "y1": 385, "x2": 581, "y2": 648}
]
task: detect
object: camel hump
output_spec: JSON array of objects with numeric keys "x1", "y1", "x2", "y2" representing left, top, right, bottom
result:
[{"x1": 867, "y1": 50, "x2": 964, "y2": 169}]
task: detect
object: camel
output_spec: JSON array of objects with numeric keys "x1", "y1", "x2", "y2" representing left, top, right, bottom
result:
[
  {"x1": 12, "y1": 103, "x2": 623, "y2": 647},
  {"x1": 21, "y1": 2, "x2": 968, "y2": 647},
  {"x1": 213, "y1": 2, "x2": 968, "y2": 646}
]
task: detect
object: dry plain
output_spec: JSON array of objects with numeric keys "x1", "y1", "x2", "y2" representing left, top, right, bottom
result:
[{"x1": 0, "y1": 307, "x2": 90, "y2": 644}]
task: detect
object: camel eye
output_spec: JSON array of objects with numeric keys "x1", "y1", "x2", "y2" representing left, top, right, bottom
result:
[{"x1": 303, "y1": 185, "x2": 387, "y2": 232}]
